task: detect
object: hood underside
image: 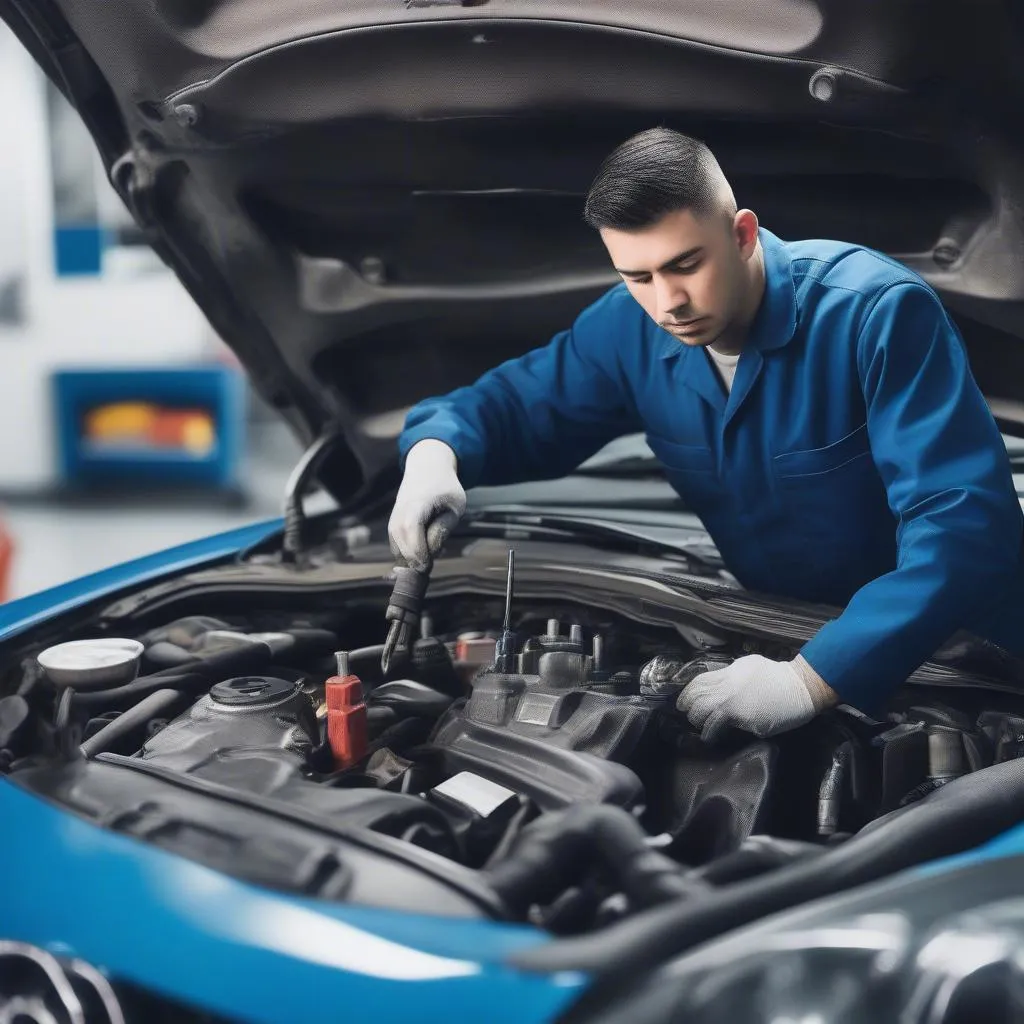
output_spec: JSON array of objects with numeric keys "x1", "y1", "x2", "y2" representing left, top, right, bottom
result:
[{"x1": 4, "y1": 0, "x2": 1024, "y2": 498}]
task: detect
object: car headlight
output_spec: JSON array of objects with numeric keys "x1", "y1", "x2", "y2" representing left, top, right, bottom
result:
[{"x1": 565, "y1": 853, "x2": 1024, "y2": 1024}]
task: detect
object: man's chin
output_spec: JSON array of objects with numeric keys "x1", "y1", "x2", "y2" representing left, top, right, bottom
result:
[{"x1": 669, "y1": 325, "x2": 718, "y2": 347}]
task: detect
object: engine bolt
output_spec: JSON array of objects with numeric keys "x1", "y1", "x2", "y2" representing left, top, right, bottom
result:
[{"x1": 172, "y1": 103, "x2": 200, "y2": 127}]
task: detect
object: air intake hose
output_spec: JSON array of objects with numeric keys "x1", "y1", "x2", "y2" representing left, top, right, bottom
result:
[
  {"x1": 509, "y1": 756, "x2": 1024, "y2": 978},
  {"x1": 483, "y1": 804, "x2": 703, "y2": 914}
]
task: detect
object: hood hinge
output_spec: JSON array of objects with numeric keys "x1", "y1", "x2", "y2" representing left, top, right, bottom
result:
[{"x1": 110, "y1": 150, "x2": 161, "y2": 230}]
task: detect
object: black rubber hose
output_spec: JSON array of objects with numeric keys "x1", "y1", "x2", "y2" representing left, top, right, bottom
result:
[
  {"x1": 483, "y1": 805, "x2": 703, "y2": 915},
  {"x1": 72, "y1": 629, "x2": 340, "y2": 709},
  {"x1": 347, "y1": 644, "x2": 387, "y2": 665},
  {"x1": 137, "y1": 629, "x2": 337, "y2": 680},
  {"x1": 281, "y1": 431, "x2": 345, "y2": 563},
  {"x1": 508, "y1": 756, "x2": 1024, "y2": 978},
  {"x1": 132, "y1": 641, "x2": 273, "y2": 683},
  {"x1": 685, "y1": 836, "x2": 825, "y2": 887},
  {"x1": 80, "y1": 689, "x2": 183, "y2": 758},
  {"x1": 277, "y1": 628, "x2": 340, "y2": 655},
  {"x1": 71, "y1": 672, "x2": 208, "y2": 709},
  {"x1": 483, "y1": 798, "x2": 537, "y2": 871}
]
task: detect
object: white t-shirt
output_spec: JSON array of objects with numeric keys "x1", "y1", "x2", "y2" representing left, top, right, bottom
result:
[{"x1": 706, "y1": 345, "x2": 741, "y2": 393}]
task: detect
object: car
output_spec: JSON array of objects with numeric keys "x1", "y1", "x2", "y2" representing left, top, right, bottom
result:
[{"x1": 2, "y1": 1, "x2": 1024, "y2": 1022}]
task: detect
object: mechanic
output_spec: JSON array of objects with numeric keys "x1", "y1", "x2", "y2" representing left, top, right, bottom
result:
[{"x1": 387, "y1": 127, "x2": 1024, "y2": 741}]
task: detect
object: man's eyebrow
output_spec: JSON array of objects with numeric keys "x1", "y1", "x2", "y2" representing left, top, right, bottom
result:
[{"x1": 614, "y1": 246, "x2": 704, "y2": 277}]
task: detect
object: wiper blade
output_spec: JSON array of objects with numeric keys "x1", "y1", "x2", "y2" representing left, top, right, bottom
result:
[
  {"x1": 572, "y1": 456, "x2": 665, "y2": 478},
  {"x1": 454, "y1": 509, "x2": 725, "y2": 572}
]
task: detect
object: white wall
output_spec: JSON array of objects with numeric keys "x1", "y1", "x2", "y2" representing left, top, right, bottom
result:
[{"x1": 0, "y1": 26, "x2": 209, "y2": 490}]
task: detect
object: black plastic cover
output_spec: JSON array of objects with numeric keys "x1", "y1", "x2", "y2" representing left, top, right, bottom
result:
[
  {"x1": 428, "y1": 713, "x2": 644, "y2": 812},
  {"x1": 11, "y1": 759, "x2": 495, "y2": 917},
  {"x1": 139, "y1": 678, "x2": 319, "y2": 773},
  {"x1": 653, "y1": 741, "x2": 779, "y2": 865},
  {"x1": 462, "y1": 671, "x2": 657, "y2": 762}
]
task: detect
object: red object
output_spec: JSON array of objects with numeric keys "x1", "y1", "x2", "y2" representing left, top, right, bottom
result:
[
  {"x1": 454, "y1": 636, "x2": 497, "y2": 666},
  {"x1": 325, "y1": 670, "x2": 368, "y2": 769},
  {"x1": 0, "y1": 514, "x2": 14, "y2": 603}
]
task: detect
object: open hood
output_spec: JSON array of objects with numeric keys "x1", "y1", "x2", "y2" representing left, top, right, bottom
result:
[{"x1": 4, "y1": 0, "x2": 1024, "y2": 500}]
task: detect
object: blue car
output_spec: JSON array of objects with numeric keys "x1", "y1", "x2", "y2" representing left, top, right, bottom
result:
[{"x1": 4, "y1": 1, "x2": 1024, "y2": 1021}]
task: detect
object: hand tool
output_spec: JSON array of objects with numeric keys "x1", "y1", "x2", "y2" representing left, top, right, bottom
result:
[{"x1": 381, "y1": 564, "x2": 430, "y2": 675}]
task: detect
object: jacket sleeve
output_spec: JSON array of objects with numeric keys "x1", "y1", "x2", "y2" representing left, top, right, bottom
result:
[
  {"x1": 397, "y1": 287, "x2": 643, "y2": 489},
  {"x1": 800, "y1": 281, "x2": 1023, "y2": 712}
]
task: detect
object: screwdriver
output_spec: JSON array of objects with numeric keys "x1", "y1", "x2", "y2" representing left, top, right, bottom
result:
[{"x1": 381, "y1": 564, "x2": 431, "y2": 675}]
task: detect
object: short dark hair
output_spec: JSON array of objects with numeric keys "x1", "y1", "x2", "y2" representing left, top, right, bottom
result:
[{"x1": 583, "y1": 128, "x2": 734, "y2": 231}]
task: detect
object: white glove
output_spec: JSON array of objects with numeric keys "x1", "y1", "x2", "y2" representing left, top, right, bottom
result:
[
  {"x1": 676, "y1": 654, "x2": 833, "y2": 742},
  {"x1": 388, "y1": 439, "x2": 466, "y2": 571}
]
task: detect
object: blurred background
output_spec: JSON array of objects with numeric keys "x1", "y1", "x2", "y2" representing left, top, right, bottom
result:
[{"x1": 0, "y1": 23, "x2": 305, "y2": 601}]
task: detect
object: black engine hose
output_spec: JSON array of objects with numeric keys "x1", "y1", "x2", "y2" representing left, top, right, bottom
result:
[
  {"x1": 71, "y1": 643, "x2": 273, "y2": 710},
  {"x1": 508, "y1": 756, "x2": 1024, "y2": 979},
  {"x1": 483, "y1": 798, "x2": 537, "y2": 871},
  {"x1": 72, "y1": 672, "x2": 208, "y2": 709},
  {"x1": 80, "y1": 689, "x2": 184, "y2": 758},
  {"x1": 346, "y1": 644, "x2": 387, "y2": 665},
  {"x1": 282, "y1": 430, "x2": 346, "y2": 563},
  {"x1": 72, "y1": 628, "x2": 340, "y2": 709},
  {"x1": 278, "y1": 628, "x2": 340, "y2": 654},
  {"x1": 685, "y1": 836, "x2": 826, "y2": 887},
  {"x1": 483, "y1": 805, "x2": 704, "y2": 915}
]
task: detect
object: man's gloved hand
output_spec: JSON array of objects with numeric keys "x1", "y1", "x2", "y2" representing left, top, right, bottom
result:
[
  {"x1": 388, "y1": 439, "x2": 466, "y2": 571},
  {"x1": 676, "y1": 654, "x2": 838, "y2": 742}
]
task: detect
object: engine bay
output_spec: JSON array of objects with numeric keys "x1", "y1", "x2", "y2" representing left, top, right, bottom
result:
[{"x1": 5, "y1": 546, "x2": 1024, "y2": 941}]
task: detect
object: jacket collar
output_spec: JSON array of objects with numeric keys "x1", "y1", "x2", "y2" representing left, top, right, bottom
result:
[{"x1": 655, "y1": 226, "x2": 798, "y2": 361}]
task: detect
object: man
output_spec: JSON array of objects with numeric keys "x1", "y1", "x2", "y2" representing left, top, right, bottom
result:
[{"x1": 388, "y1": 127, "x2": 1024, "y2": 741}]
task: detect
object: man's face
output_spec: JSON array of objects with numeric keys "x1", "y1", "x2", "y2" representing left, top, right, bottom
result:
[{"x1": 600, "y1": 207, "x2": 758, "y2": 351}]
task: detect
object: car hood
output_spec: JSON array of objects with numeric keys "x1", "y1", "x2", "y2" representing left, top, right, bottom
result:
[{"x1": 4, "y1": 0, "x2": 1024, "y2": 502}]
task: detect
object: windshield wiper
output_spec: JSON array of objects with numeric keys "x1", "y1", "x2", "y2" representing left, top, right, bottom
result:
[
  {"x1": 572, "y1": 454, "x2": 666, "y2": 478},
  {"x1": 452, "y1": 509, "x2": 725, "y2": 573}
]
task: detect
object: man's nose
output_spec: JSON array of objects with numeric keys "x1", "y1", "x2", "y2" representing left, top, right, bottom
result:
[{"x1": 654, "y1": 274, "x2": 689, "y2": 320}]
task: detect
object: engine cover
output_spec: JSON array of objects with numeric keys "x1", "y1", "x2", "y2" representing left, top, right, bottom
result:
[{"x1": 140, "y1": 675, "x2": 319, "y2": 774}]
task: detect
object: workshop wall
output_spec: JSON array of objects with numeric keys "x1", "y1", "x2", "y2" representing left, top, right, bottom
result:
[
  {"x1": 0, "y1": 25, "x2": 219, "y2": 493},
  {"x1": 0, "y1": 22, "x2": 300, "y2": 603}
]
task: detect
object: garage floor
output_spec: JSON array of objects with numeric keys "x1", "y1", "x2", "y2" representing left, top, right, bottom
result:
[{"x1": 2, "y1": 421, "x2": 306, "y2": 600}]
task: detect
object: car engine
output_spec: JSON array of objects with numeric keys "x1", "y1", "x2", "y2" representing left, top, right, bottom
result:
[{"x1": 7, "y1": 547, "x2": 1024, "y2": 939}]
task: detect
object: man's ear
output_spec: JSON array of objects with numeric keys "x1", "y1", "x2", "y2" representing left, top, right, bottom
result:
[{"x1": 733, "y1": 209, "x2": 760, "y2": 259}]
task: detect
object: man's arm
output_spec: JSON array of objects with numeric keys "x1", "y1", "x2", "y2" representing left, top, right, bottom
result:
[
  {"x1": 397, "y1": 287, "x2": 643, "y2": 489},
  {"x1": 800, "y1": 282, "x2": 1023, "y2": 712}
]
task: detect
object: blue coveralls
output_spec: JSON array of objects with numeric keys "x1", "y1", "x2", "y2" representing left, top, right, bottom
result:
[{"x1": 398, "y1": 228, "x2": 1024, "y2": 711}]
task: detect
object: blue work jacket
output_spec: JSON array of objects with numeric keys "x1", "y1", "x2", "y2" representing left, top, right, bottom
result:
[{"x1": 398, "y1": 228, "x2": 1024, "y2": 711}]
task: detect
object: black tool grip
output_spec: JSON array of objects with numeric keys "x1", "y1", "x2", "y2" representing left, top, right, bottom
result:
[{"x1": 384, "y1": 566, "x2": 430, "y2": 622}]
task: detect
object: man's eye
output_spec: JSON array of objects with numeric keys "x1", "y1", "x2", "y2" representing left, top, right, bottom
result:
[
  {"x1": 673, "y1": 263, "x2": 700, "y2": 274},
  {"x1": 625, "y1": 276, "x2": 651, "y2": 285}
]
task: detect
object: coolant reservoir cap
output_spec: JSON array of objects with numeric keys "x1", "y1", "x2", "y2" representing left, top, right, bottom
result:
[
  {"x1": 37, "y1": 638, "x2": 144, "y2": 690},
  {"x1": 210, "y1": 675, "x2": 299, "y2": 706}
]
